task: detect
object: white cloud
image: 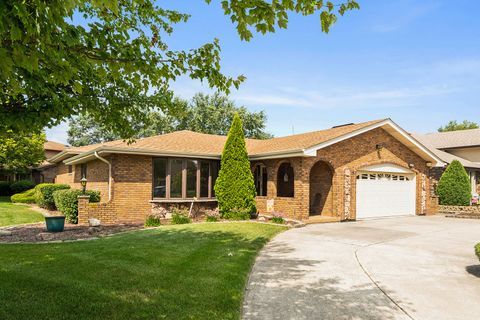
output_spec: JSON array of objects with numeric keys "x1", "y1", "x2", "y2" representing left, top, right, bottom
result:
[{"x1": 231, "y1": 84, "x2": 458, "y2": 110}]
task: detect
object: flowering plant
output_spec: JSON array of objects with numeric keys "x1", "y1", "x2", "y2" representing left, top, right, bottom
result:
[{"x1": 271, "y1": 212, "x2": 285, "y2": 224}]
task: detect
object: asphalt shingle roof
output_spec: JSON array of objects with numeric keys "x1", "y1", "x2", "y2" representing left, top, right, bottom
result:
[
  {"x1": 61, "y1": 119, "x2": 386, "y2": 158},
  {"x1": 416, "y1": 129, "x2": 480, "y2": 149}
]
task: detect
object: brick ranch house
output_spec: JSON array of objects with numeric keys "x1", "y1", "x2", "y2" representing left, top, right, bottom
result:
[{"x1": 46, "y1": 118, "x2": 444, "y2": 224}]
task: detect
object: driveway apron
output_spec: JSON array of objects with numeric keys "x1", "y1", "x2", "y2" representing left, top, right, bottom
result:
[{"x1": 242, "y1": 216, "x2": 480, "y2": 320}]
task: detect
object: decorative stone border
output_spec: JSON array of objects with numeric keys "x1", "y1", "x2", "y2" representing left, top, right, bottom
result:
[
  {"x1": 440, "y1": 205, "x2": 480, "y2": 219},
  {"x1": 439, "y1": 205, "x2": 480, "y2": 214}
]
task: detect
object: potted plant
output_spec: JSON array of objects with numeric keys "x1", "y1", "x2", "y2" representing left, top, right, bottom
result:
[{"x1": 45, "y1": 215, "x2": 66, "y2": 232}]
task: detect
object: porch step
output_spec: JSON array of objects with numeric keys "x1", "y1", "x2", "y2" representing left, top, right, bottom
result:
[{"x1": 305, "y1": 215, "x2": 341, "y2": 224}]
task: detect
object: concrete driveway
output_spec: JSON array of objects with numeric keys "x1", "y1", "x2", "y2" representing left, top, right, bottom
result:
[{"x1": 243, "y1": 215, "x2": 480, "y2": 320}]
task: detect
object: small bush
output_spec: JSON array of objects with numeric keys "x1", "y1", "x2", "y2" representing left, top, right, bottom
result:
[
  {"x1": 11, "y1": 188, "x2": 36, "y2": 203},
  {"x1": 271, "y1": 212, "x2": 285, "y2": 224},
  {"x1": 145, "y1": 215, "x2": 162, "y2": 227},
  {"x1": 10, "y1": 180, "x2": 35, "y2": 194},
  {"x1": 206, "y1": 216, "x2": 218, "y2": 222},
  {"x1": 0, "y1": 181, "x2": 11, "y2": 196},
  {"x1": 205, "y1": 207, "x2": 220, "y2": 222},
  {"x1": 437, "y1": 160, "x2": 471, "y2": 206},
  {"x1": 35, "y1": 183, "x2": 71, "y2": 210},
  {"x1": 171, "y1": 209, "x2": 191, "y2": 225},
  {"x1": 53, "y1": 189, "x2": 100, "y2": 224},
  {"x1": 223, "y1": 207, "x2": 251, "y2": 220},
  {"x1": 476, "y1": 243, "x2": 480, "y2": 261}
]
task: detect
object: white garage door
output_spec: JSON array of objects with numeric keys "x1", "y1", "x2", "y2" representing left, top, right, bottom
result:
[{"x1": 356, "y1": 164, "x2": 416, "y2": 219}]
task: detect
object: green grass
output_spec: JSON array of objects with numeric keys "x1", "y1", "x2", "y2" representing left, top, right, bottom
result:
[
  {"x1": 0, "y1": 196, "x2": 44, "y2": 227},
  {"x1": 0, "y1": 222, "x2": 285, "y2": 320}
]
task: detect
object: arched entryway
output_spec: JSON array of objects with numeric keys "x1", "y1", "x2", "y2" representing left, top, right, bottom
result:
[{"x1": 309, "y1": 161, "x2": 334, "y2": 216}]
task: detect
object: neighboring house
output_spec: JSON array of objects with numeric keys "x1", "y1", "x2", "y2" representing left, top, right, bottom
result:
[
  {"x1": 413, "y1": 130, "x2": 480, "y2": 197},
  {"x1": 47, "y1": 118, "x2": 443, "y2": 224},
  {"x1": 0, "y1": 140, "x2": 66, "y2": 184}
]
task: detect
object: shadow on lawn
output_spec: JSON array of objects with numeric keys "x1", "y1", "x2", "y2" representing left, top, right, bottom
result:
[
  {"x1": 243, "y1": 240, "x2": 414, "y2": 320},
  {"x1": 0, "y1": 225, "x2": 277, "y2": 320}
]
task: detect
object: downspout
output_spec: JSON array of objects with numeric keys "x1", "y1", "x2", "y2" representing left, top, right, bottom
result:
[{"x1": 94, "y1": 151, "x2": 112, "y2": 202}]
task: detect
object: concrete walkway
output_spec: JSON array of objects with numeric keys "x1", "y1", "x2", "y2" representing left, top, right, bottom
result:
[{"x1": 243, "y1": 215, "x2": 480, "y2": 320}]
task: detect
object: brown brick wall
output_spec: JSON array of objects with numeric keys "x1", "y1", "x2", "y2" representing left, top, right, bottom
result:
[
  {"x1": 254, "y1": 127, "x2": 438, "y2": 221},
  {"x1": 78, "y1": 196, "x2": 117, "y2": 224},
  {"x1": 55, "y1": 160, "x2": 110, "y2": 201},
  {"x1": 110, "y1": 154, "x2": 152, "y2": 222}
]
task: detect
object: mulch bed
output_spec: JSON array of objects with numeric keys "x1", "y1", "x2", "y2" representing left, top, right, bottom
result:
[
  {"x1": 0, "y1": 223, "x2": 144, "y2": 243},
  {"x1": 0, "y1": 215, "x2": 303, "y2": 244}
]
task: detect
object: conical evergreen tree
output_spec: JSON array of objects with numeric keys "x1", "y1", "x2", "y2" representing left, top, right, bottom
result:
[
  {"x1": 437, "y1": 160, "x2": 471, "y2": 205},
  {"x1": 214, "y1": 113, "x2": 256, "y2": 217}
]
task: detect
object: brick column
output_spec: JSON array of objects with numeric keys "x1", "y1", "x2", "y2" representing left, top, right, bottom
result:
[{"x1": 77, "y1": 195, "x2": 90, "y2": 225}]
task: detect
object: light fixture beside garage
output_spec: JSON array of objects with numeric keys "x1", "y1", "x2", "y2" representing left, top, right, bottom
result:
[
  {"x1": 375, "y1": 143, "x2": 384, "y2": 151},
  {"x1": 409, "y1": 163, "x2": 415, "y2": 169},
  {"x1": 426, "y1": 162, "x2": 433, "y2": 168}
]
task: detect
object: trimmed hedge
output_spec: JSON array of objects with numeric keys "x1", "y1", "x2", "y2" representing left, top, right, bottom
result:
[
  {"x1": 10, "y1": 180, "x2": 35, "y2": 194},
  {"x1": 35, "y1": 183, "x2": 71, "y2": 210},
  {"x1": 53, "y1": 189, "x2": 100, "y2": 224},
  {"x1": 437, "y1": 160, "x2": 471, "y2": 206},
  {"x1": 476, "y1": 243, "x2": 480, "y2": 261},
  {"x1": 0, "y1": 181, "x2": 11, "y2": 196},
  {"x1": 11, "y1": 188, "x2": 36, "y2": 203}
]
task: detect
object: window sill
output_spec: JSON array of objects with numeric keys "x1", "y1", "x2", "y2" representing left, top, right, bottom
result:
[{"x1": 150, "y1": 198, "x2": 217, "y2": 203}]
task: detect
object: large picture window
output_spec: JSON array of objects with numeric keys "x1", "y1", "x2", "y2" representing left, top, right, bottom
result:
[
  {"x1": 253, "y1": 164, "x2": 268, "y2": 196},
  {"x1": 152, "y1": 158, "x2": 219, "y2": 199}
]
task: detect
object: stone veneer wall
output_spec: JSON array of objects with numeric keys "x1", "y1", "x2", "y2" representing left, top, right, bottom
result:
[
  {"x1": 151, "y1": 201, "x2": 217, "y2": 218},
  {"x1": 439, "y1": 205, "x2": 480, "y2": 214}
]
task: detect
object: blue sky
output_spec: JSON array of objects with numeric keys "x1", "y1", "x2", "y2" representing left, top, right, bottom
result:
[{"x1": 46, "y1": 0, "x2": 480, "y2": 143}]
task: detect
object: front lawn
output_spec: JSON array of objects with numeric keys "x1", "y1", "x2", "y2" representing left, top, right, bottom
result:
[
  {"x1": 0, "y1": 222, "x2": 285, "y2": 320},
  {"x1": 0, "y1": 196, "x2": 44, "y2": 227}
]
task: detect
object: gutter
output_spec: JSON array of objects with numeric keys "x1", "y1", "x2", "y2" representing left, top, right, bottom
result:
[{"x1": 94, "y1": 151, "x2": 112, "y2": 202}]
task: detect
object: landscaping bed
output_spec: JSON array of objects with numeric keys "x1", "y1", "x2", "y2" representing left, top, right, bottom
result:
[{"x1": 0, "y1": 222, "x2": 143, "y2": 243}]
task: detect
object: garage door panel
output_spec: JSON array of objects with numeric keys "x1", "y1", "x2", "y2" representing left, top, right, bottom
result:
[{"x1": 356, "y1": 172, "x2": 416, "y2": 219}]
